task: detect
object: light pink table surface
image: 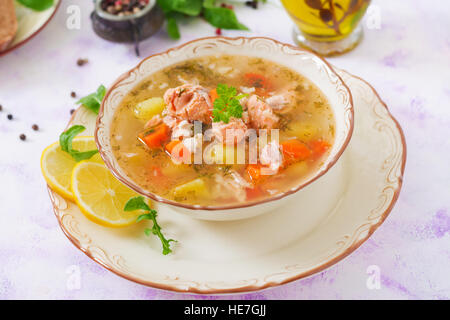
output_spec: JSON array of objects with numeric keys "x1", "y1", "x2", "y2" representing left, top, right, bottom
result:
[{"x1": 0, "y1": 0, "x2": 449, "y2": 299}]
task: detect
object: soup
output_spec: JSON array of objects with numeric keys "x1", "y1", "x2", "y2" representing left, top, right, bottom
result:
[{"x1": 110, "y1": 55, "x2": 335, "y2": 206}]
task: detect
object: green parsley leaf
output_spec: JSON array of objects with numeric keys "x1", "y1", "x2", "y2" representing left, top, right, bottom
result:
[
  {"x1": 59, "y1": 125, "x2": 99, "y2": 162},
  {"x1": 17, "y1": 0, "x2": 54, "y2": 11},
  {"x1": 125, "y1": 196, "x2": 151, "y2": 212},
  {"x1": 59, "y1": 125, "x2": 84, "y2": 153},
  {"x1": 124, "y1": 196, "x2": 176, "y2": 255},
  {"x1": 69, "y1": 150, "x2": 100, "y2": 162},
  {"x1": 76, "y1": 85, "x2": 106, "y2": 114},
  {"x1": 212, "y1": 84, "x2": 247, "y2": 123},
  {"x1": 203, "y1": 7, "x2": 249, "y2": 30}
]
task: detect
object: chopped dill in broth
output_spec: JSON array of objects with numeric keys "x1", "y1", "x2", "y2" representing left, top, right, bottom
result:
[{"x1": 110, "y1": 55, "x2": 335, "y2": 206}]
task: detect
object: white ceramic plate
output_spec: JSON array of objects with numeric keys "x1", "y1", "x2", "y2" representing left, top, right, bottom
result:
[
  {"x1": 0, "y1": 0, "x2": 60, "y2": 56},
  {"x1": 48, "y1": 67, "x2": 406, "y2": 294}
]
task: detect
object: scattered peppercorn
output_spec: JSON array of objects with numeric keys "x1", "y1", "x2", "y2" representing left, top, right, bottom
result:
[
  {"x1": 20, "y1": 134, "x2": 26, "y2": 141},
  {"x1": 7, "y1": 114, "x2": 13, "y2": 120},
  {"x1": 70, "y1": 109, "x2": 75, "y2": 115},
  {"x1": 77, "y1": 58, "x2": 88, "y2": 66},
  {"x1": 71, "y1": 91, "x2": 77, "y2": 98},
  {"x1": 0, "y1": 105, "x2": 3, "y2": 111},
  {"x1": 32, "y1": 124, "x2": 39, "y2": 131}
]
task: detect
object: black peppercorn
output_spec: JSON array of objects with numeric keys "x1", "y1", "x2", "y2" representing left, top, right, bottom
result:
[
  {"x1": 7, "y1": 114, "x2": 13, "y2": 120},
  {"x1": 32, "y1": 124, "x2": 39, "y2": 131},
  {"x1": 77, "y1": 58, "x2": 88, "y2": 66},
  {"x1": 70, "y1": 109, "x2": 75, "y2": 115},
  {"x1": 20, "y1": 134, "x2": 26, "y2": 141},
  {"x1": 71, "y1": 91, "x2": 77, "y2": 98}
]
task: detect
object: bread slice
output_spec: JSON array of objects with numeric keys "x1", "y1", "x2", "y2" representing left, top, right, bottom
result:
[{"x1": 0, "y1": 0, "x2": 18, "y2": 51}]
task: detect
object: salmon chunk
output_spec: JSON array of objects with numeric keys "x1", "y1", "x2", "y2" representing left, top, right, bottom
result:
[
  {"x1": 260, "y1": 141, "x2": 282, "y2": 175},
  {"x1": 144, "y1": 114, "x2": 163, "y2": 129},
  {"x1": 265, "y1": 92, "x2": 296, "y2": 114},
  {"x1": 213, "y1": 170, "x2": 251, "y2": 202},
  {"x1": 212, "y1": 117, "x2": 248, "y2": 145},
  {"x1": 171, "y1": 120, "x2": 194, "y2": 140},
  {"x1": 163, "y1": 84, "x2": 213, "y2": 124},
  {"x1": 246, "y1": 95, "x2": 279, "y2": 129}
]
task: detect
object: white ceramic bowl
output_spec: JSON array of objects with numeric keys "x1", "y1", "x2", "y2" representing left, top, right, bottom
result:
[{"x1": 95, "y1": 37, "x2": 354, "y2": 221}]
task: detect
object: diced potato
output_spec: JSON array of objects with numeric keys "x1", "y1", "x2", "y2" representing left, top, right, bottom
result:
[
  {"x1": 287, "y1": 121, "x2": 318, "y2": 141},
  {"x1": 134, "y1": 97, "x2": 165, "y2": 120},
  {"x1": 160, "y1": 162, "x2": 192, "y2": 177},
  {"x1": 172, "y1": 178, "x2": 209, "y2": 199},
  {"x1": 284, "y1": 161, "x2": 309, "y2": 176},
  {"x1": 204, "y1": 143, "x2": 241, "y2": 165}
]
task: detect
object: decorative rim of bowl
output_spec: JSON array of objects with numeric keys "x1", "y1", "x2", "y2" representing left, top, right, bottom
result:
[
  {"x1": 95, "y1": 36, "x2": 355, "y2": 211},
  {"x1": 94, "y1": 0, "x2": 156, "y2": 21}
]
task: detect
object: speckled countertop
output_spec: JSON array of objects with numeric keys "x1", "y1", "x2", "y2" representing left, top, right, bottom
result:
[{"x1": 0, "y1": 0, "x2": 449, "y2": 299}]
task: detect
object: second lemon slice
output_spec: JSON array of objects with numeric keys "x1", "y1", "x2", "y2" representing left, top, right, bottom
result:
[{"x1": 71, "y1": 162, "x2": 145, "y2": 227}]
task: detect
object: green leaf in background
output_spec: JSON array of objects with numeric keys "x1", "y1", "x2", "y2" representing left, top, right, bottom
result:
[
  {"x1": 157, "y1": 0, "x2": 251, "y2": 38},
  {"x1": 76, "y1": 84, "x2": 106, "y2": 114},
  {"x1": 203, "y1": 7, "x2": 249, "y2": 30},
  {"x1": 167, "y1": 15, "x2": 181, "y2": 40},
  {"x1": 173, "y1": 0, "x2": 203, "y2": 16},
  {"x1": 203, "y1": 0, "x2": 215, "y2": 8},
  {"x1": 157, "y1": 0, "x2": 203, "y2": 16},
  {"x1": 59, "y1": 125, "x2": 99, "y2": 162},
  {"x1": 16, "y1": 0, "x2": 54, "y2": 11},
  {"x1": 156, "y1": 0, "x2": 172, "y2": 13}
]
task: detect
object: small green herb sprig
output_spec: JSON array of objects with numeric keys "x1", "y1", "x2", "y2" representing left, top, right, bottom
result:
[
  {"x1": 76, "y1": 85, "x2": 106, "y2": 114},
  {"x1": 124, "y1": 196, "x2": 176, "y2": 255},
  {"x1": 58, "y1": 85, "x2": 106, "y2": 161},
  {"x1": 17, "y1": 0, "x2": 54, "y2": 11},
  {"x1": 158, "y1": 0, "x2": 249, "y2": 40},
  {"x1": 212, "y1": 84, "x2": 247, "y2": 123},
  {"x1": 59, "y1": 125, "x2": 99, "y2": 162}
]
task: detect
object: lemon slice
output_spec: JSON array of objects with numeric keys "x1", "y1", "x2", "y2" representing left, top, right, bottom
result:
[
  {"x1": 71, "y1": 162, "x2": 144, "y2": 227},
  {"x1": 41, "y1": 137, "x2": 103, "y2": 201}
]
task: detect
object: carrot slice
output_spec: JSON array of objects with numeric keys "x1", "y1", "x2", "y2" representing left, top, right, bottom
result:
[
  {"x1": 209, "y1": 88, "x2": 219, "y2": 104},
  {"x1": 245, "y1": 186, "x2": 265, "y2": 201},
  {"x1": 150, "y1": 166, "x2": 164, "y2": 178},
  {"x1": 244, "y1": 73, "x2": 272, "y2": 90},
  {"x1": 281, "y1": 140, "x2": 312, "y2": 164},
  {"x1": 309, "y1": 140, "x2": 331, "y2": 159},
  {"x1": 246, "y1": 164, "x2": 263, "y2": 184},
  {"x1": 165, "y1": 139, "x2": 190, "y2": 162},
  {"x1": 165, "y1": 140, "x2": 181, "y2": 154},
  {"x1": 149, "y1": 166, "x2": 169, "y2": 187},
  {"x1": 139, "y1": 124, "x2": 170, "y2": 149}
]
